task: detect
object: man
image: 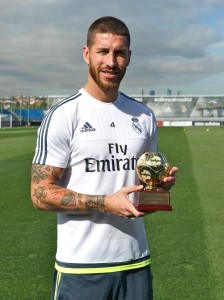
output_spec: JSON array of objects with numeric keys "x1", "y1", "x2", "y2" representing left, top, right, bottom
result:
[{"x1": 31, "y1": 16, "x2": 178, "y2": 300}]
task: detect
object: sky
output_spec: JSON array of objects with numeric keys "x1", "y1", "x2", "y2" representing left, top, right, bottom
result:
[{"x1": 1, "y1": 0, "x2": 224, "y2": 97}]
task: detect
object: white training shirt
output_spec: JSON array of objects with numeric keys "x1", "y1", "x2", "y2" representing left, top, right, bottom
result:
[{"x1": 33, "y1": 88, "x2": 158, "y2": 268}]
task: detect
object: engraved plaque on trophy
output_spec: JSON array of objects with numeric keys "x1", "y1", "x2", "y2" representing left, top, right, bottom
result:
[{"x1": 136, "y1": 152, "x2": 172, "y2": 211}]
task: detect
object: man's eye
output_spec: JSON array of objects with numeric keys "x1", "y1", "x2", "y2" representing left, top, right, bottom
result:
[
  {"x1": 116, "y1": 51, "x2": 126, "y2": 56},
  {"x1": 98, "y1": 50, "x2": 108, "y2": 54}
]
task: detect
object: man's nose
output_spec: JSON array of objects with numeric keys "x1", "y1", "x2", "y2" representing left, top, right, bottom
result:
[{"x1": 106, "y1": 52, "x2": 116, "y2": 68}]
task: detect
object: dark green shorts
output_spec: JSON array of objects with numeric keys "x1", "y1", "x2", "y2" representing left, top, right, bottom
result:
[{"x1": 52, "y1": 265, "x2": 153, "y2": 300}]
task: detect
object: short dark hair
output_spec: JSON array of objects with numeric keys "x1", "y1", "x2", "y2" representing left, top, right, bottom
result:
[{"x1": 87, "y1": 16, "x2": 130, "y2": 48}]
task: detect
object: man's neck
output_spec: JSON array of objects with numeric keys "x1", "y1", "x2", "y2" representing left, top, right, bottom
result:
[{"x1": 83, "y1": 82, "x2": 119, "y2": 103}]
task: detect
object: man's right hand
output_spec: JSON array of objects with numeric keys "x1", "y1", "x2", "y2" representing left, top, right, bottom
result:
[{"x1": 105, "y1": 185, "x2": 149, "y2": 218}]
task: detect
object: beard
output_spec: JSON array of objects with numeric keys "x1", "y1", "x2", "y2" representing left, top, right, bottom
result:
[{"x1": 89, "y1": 60, "x2": 127, "y2": 92}]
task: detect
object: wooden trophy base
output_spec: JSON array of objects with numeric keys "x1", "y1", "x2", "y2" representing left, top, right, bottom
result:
[{"x1": 137, "y1": 189, "x2": 172, "y2": 211}]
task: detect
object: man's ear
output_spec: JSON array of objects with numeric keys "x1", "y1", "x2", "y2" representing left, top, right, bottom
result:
[
  {"x1": 127, "y1": 50, "x2": 132, "y2": 67},
  {"x1": 83, "y1": 46, "x2": 89, "y2": 65}
]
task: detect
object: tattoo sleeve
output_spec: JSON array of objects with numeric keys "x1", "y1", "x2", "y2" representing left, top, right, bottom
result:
[
  {"x1": 31, "y1": 164, "x2": 106, "y2": 213},
  {"x1": 86, "y1": 195, "x2": 106, "y2": 211}
]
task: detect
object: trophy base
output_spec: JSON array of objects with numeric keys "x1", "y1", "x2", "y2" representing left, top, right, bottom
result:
[{"x1": 137, "y1": 189, "x2": 172, "y2": 211}]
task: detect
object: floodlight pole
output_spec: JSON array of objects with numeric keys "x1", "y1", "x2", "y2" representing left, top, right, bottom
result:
[
  {"x1": 27, "y1": 96, "x2": 30, "y2": 126},
  {"x1": 0, "y1": 89, "x2": 2, "y2": 128},
  {"x1": 1, "y1": 89, "x2": 3, "y2": 115},
  {"x1": 20, "y1": 96, "x2": 22, "y2": 127}
]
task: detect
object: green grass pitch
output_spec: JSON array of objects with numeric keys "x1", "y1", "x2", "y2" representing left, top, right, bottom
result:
[{"x1": 0, "y1": 126, "x2": 223, "y2": 299}]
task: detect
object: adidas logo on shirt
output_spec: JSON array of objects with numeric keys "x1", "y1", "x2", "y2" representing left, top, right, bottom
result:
[{"x1": 80, "y1": 122, "x2": 96, "y2": 133}]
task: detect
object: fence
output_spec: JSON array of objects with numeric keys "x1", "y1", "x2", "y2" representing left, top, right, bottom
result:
[
  {"x1": 47, "y1": 94, "x2": 224, "y2": 127},
  {"x1": 0, "y1": 109, "x2": 45, "y2": 128}
]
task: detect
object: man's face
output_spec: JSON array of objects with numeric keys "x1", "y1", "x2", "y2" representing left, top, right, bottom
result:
[{"x1": 83, "y1": 33, "x2": 131, "y2": 92}]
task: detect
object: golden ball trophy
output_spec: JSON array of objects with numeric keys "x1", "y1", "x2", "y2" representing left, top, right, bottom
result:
[{"x1": 136, "y1": 152, "x2": 172, "y2": 211}]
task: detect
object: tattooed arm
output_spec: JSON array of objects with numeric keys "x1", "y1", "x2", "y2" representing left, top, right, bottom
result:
[
  {"x1": 30, "y1": 163, "x2": 106, "y2": 213},
  {"x1": 31, "y1": 163, "x2": 145, "y2": 217}
]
